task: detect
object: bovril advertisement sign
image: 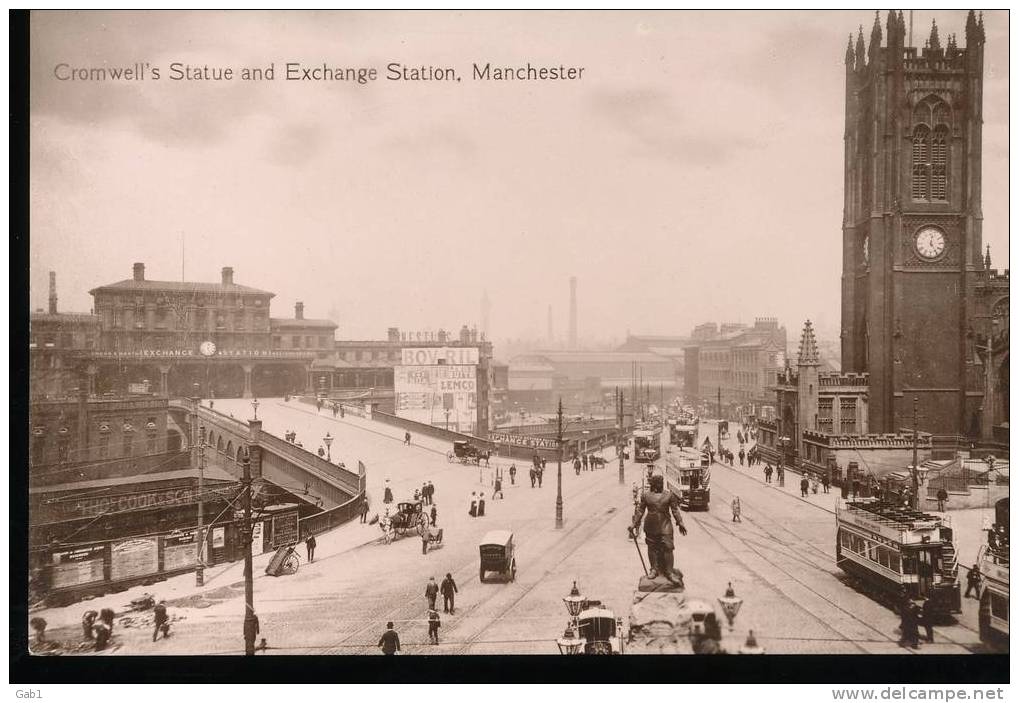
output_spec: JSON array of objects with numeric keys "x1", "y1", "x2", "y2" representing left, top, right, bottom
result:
[{"x1": 401, "y1": 347, "x2": 479, "y2": 366}]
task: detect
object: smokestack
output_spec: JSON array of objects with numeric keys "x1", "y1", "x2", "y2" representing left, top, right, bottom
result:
[
  {"x1": 295, "y1": 301, "x2": 304, "y2": 320},
  {"x1": 48, "y1": 271, "x2": 57, "y2": 314},
  {"x1": 568, "y1": 276, "x2": 577, "y2": 349},
  {"x1": 480, "y1": 289, "x2": 490, "y2": 339},
  {"x1": 133, "y1": 262, "x2": 145, "y2": 282},
  {"x1": 221, "y1": 267, "x2": 234, "y2": 285}
]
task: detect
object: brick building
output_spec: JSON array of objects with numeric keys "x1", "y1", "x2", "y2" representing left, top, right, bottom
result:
[{"x1": 683, "y1": 318, "x2": 787, "y2": 407}]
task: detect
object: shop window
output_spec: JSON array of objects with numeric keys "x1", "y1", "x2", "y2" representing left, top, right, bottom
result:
[{"x1": 292, "y1": 336, "x2": 302, "y2": 348}]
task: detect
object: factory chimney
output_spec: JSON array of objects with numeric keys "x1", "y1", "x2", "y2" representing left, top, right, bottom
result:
[
  {"x1": 48, "y1": 271, "x2": 57, "y2": 314},
  {"x1": 568, "y1": 276, "x2": 578, "y2": 349},
  {"x1": 295, "y1": 302, "x2": 305, "y2": 320}
]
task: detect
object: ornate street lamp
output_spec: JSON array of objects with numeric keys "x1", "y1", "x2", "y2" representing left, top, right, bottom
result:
[
  {"x1": 251, "y1": 398, "x2": 260, "y2": 421},
  {"x1": 555, "y1": 626, "x2": 586, "y2": 655},
  {"x1": 739, "y1": 630, "x2": 765, "y2": 655},
  {"x1": 563, "y1": 580, "x2": 586, "y2": 620},
  {"x1": 323, "y1": 432, "x2": 333, "y2": 462},
  {"x1": 717, "y1": 582, "x2": 744, "y2": 631}
]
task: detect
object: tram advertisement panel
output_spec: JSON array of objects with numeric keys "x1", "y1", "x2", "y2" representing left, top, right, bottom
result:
[
  {"x1": 111, "y1": 537, "x2": 159, "y2": 581},
  {"x1": 50, "y1": 545, "x2": 106, "y2": 589}
]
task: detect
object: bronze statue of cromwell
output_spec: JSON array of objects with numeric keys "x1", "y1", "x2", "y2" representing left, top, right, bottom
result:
[{"x1": 629, "y1": 474, "x2": 687, "y2": 585}]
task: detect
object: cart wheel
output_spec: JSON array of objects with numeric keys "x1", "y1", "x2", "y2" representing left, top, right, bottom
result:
[{"x1": 283, "y1": 554, "x2": 299, "y2": 575}]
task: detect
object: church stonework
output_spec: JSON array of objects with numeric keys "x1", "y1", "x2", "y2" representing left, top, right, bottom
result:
[{"x1": 840, "y1": 11, "x2": 1007, "y2": 438}]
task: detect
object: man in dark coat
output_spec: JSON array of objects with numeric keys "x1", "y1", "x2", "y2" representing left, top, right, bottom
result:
[
  {"x1": 574, "y1": 457, "x2": 582, "y2": 476},
  {"x1": 152, "y1": 600, "x2": 170, "y2": 641},
  {"x1": 509, "y1": 464, "x2": 516, "y2": 485},
  {"x1": 537, "y1": 468, "x2": 544, "y2": 487},
  {"x1": 440, "y1": 573, "x2": 458, "y2": 614},
  {"x1": 937, "y1": 488, "x2": 948, "y2": 512},
  {"x1": 529, "y1": 467, "x2": 537, "y2": 488},
  {"x1": 427, "y1": 608, "x2": 441, "y2": 645},
  {"x1": 360, "y1": 497, "x2": 370, "y2": 523},
  {"x1": 430, "y1": 504, "x2": 437, "y2": 527},
  {"x1": 305, "y1": 533, "x2": 317, "y2": 563},
  {"x1": 921, "y1": 597, "x2": 936, "y2": 643},
  {"x1": 965, "y1": 564, "x2": 982, "y2": 598},
  {"x1": 477, "y1": 493, "x2": 486, "y2": 517},
  {"x1": 629, "y1": 474, "x2": 687, "y2": 585},
  {"x1": 378, "y1": 621, "x2": 400, "y2": 655},
  {"x1": 800, "y1": 477, "x2": 809, "y2": 497},
  {"x1": 582, "y1": 454, "x2": 589, "y2": 471},
  {"x1": 425, "y1": 576, "x2": 439, "y2": 610}
]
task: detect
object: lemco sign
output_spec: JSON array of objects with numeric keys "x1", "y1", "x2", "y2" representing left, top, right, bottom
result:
[{"x1": 401, "y1": 347, "x2": 479, "y2": 366}]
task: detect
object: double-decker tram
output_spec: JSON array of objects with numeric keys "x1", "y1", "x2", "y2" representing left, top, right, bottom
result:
[
  {"x1": 835, "y1": 499, "x2": 961, "y2": 616},
  {"x1": 977, "y1": 497, "x2": 1009, "y2": 643},
  {"x1": 633, "y1": 429, "x2": 661, "y2": 464}
]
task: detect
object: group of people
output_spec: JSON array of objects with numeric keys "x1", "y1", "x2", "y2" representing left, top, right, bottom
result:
[
  {"x1": 379, "y1": 574, "x2": 460, "y2": 653},
  {"x1": 468, "y1": 491, "x2": 487, "y2": 517},
  {"x1": 414, "y1": 481, "x2": 436, "y2": 505},
  {"x1": 898, "y1": 589, "x2": 938, "y2": 648},
  {"x1": 529, "y1": 457, "x2": 546, "y2": 488},
  {"x1": 572, "y1": 453, "x2": 602, "y2": 475},
  {"x1": 283, "y1": 430, "x2": 301, "y2": 446}
]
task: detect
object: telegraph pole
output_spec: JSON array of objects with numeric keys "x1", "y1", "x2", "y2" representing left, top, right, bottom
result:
[
  {"x1": 240, "y1": 450, "x2": 257, "y2": 655},
  {"x1": 618, "y1": 388, "x2": 625, "y2": 485},
  {"x1": 910, "y1": 396, "x2": 920, "y2": 510},
  {"x1": 717, "y1": 386, "x2": 723, "y2": 457},
  {"x1": 196, "y1": 425, "x2": 206, "y2": 586},
  {"x1": 555, "y1": 398, "x2": 564, "y2": 529}
]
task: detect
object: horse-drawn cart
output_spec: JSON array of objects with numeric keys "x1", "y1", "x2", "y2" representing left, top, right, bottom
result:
[{"x1": 447, "y1": 440, "x2": 491, "y2": 466}]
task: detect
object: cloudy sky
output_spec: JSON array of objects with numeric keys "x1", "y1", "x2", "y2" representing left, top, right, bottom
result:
[{"x1": 29, "y1": 10, "x2": 1008, "y2": 347}]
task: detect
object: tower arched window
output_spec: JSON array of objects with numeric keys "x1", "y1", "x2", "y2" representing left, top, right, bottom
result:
[
  {"x1": 911, "y1": 125, "x2": 930, "y2": 201},
  {"x1": 930, "y1": 126, "x2": 949, "y2": 201}
]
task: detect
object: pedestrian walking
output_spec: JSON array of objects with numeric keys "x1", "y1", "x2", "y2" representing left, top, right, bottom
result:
[
  {"x1": 937, "y1": 488, "x2": 948, "y2": 512},
  {"x1": 441, "y1": 573, "x2": 458, "y2": 614},
  {"x1": 469, "y1": 492, "x2": 478, "y2": 517},
  {"x1": 421, "y1": 523, "x2": 431, "y2": 555},
  {"x1": 738, "y1": 449, "x2": 745, "y2": 467},
  {"x1": 764, "y1": 465, "x2": 773, "y2": 483},
  {"x1": 537, "y1": 467, "x2": 544, "y2": 487},
  {"x1": 378, "y1": 621, "x2": 401, "y2": 656},
  {"x1": 152, "y1": 600, "x2": 170, "y2": 641},
  {"x1": 493, "y1": 478, "x2": 503, "y2": 500},
  {"x1": 478, "y1": 493, "x2": 486, "y2": 517},
  {"x1": 360, "y1": 497, "x2": 370, "y2": 523},
  {"x1": 574, "y1": 457, "x2": 582, "y2": 476},
  {"x1": 898, "y1": 592, "x2": 920, "y2": 649},
  {"x1": 965, "y1": 564, "x2": 982, "y2": 598},
  {"x1": 811, "y1": 476, "x2": 819, "y2": 494},
  {"x1": 404, "y1": 431, "x2": 412, "y2": 445},
  {"x1": 425, "y1": 576, "x2": 439, "y2": 610},
  {"x1": 428, "y1": 608, "x2": 441, "y2": 645},
  {"x1": 430, "y1": 504, "x2": 437, "y2": 527},
  {"x1": 305, "y1": 533, "x2": 317, "y2": 563},
  {"x1": 777, "y1": 465, "x2": 785, "y2": 487},
  {"x1": 509, "y1": 464, "x2": 516, "y2": 485},
  {"x1": 800, "y1": 476, "x2": 809, "y2": 497},
  {"x1": 731, "y1": 497, "x2": 742, "y2": 523},
  {"x1": 582, "y1": 454, "x2": 589, "y2": 471},
  {"x1": 529, "y1": 467, "x2": 536, "y2": 487},
  {"x1": 921, "y1": 597, "x2": 936, "y2": 643},
  {"x1": 822, "y1": 474, "x2": 830, "y2": 494}
]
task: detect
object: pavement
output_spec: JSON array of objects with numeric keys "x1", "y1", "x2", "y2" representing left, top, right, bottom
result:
[{"x1": 32, "y1": 410, "x2": 1002, "y2": 655}]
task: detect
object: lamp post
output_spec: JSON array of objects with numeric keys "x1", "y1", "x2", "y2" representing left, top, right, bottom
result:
[
  {"x1": 555, "y1": 398, "x2": 565, "y2": 529},
  {"x1": 558, "y1": 580, "x2": 587, "y2": 653},
  {"x1": 323, "y1": 432, "x2": 333, "y2": 462},
  {"x1": 717, "y1": 582, "x2": 744, "y2": 631},
  {"x1": 251, "y1": 398, "x2": 260, "y2": 421}
]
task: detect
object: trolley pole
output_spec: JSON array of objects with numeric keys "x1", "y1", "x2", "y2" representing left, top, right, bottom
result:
[
  {"x1": 555, "y1": 398, "x2": 564, "y2": 530},
  {"x1": 910, "y1": 396, "x2": 920, "y2": 511},
  {"x1": 240, "y1": 450, "x2": 257, "y2": 656}
]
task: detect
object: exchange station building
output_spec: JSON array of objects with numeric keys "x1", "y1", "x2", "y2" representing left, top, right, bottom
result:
[{"x1": 43, "y1": 263, "x2": 338, "y2": 400}]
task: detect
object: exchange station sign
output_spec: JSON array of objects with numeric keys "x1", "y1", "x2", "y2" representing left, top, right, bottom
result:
[{"x1": 488, "y1": 431, "x2": 560, "y2": 451}]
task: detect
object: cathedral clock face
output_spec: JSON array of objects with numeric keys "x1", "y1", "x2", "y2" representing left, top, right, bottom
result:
[
  {"x1": 914, "y1": 227, "x2": 946, "y2": 260},
  {"x1": 199, "y1": 340, "x2": 217, "y2": 357}
]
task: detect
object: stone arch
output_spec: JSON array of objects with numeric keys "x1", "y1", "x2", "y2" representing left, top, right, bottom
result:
[
  {"x1": 217, "y1": 436, "x2": 224, "y2": 453},
  {"x1": 225, "y1": 440, "x2": 234, "y2": 457},
  {"x1": 235, "y1": 445, "x2": 245, "y2": 463}
]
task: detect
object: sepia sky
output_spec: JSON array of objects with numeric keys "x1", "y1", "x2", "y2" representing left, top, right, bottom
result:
[{"x1": 29, "y1": 10, "x2": 1009, "y2": 347}]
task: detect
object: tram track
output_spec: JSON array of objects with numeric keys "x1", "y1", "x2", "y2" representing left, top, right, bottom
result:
[
  {"x1": 694, "y1": 465, "x2": 983, "y2": 652},
  {"x1": 311, "y1": 460, "x2": 628, "y2": 655}
]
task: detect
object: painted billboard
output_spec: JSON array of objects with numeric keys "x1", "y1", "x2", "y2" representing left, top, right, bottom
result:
[{"x1": 395, "y1": 351, "x2": 478, "y2": 434}]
